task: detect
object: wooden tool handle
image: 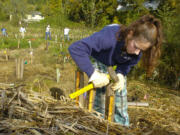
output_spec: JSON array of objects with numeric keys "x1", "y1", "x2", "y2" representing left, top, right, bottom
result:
[{"x1": 107, "y1": 66, "x2": 119, "y2": 83}]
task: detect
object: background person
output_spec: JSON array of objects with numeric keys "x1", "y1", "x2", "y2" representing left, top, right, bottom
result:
[
  {"x1": 45, "y1": 25, "x2": 51, "y2": 40},
  {"x1": 1, "y1": 27, "x2": 7, "y2": 37},
  {"x1": 19, "y1": 26, "x2": 26, "y2": 39},
  {"x1": 64, "y1": 27, "x2": 70, "y2": 41}
]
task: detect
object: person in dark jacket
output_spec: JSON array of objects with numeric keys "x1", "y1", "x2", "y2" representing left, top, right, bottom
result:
[
  {"x1": 68, "y1": 15, "x2": 162, "y2": 126},
  {"x1": 1, "y1": 27, "x2": 7, "y2": 37}
]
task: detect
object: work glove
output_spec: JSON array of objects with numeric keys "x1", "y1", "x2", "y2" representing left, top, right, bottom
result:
[
  {"x1": 89, "y1": 70, "x2": 110, "y2": 88},
  {"x1": 111, "y1": 73, "x2": 125, "y2": 92}
]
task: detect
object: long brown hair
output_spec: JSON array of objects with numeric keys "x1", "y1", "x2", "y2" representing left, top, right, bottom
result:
[{"x1": 117, "y1": 15, "x2": 163, "y2": 76}]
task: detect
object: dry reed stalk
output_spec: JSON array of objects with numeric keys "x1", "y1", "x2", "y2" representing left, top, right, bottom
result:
[{"x1": 1, "y1": 84, "x2": 179, "y2": 135}]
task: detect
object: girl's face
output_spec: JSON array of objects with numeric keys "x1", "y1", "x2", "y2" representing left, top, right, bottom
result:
[{"x1": 125, "y1": 32, "x2": 151, "y2": 55}]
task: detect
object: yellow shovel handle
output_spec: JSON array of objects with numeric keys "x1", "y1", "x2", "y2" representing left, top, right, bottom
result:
[
  {"x1": 69, "y1": 74, "x2": 110, "y2": 99},
  {"x1": 69, "y1": 83, "x2": 94, "y2": 99}
]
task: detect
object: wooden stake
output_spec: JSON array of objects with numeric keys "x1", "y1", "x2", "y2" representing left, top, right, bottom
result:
[
  {"x1": 63, "y1": 56, "x2": 66, "y2": 63},
  {"x1": 15, "y1": 59, "x2": 18, "y2": 79},
  {"x1": 56, "y1": 68, "x2": 60, "y2": 83},
  {"x1": 30, "y1": 50, "x2": 33, "y2": 64},
  {"x1": 108, "y1": 96, "x2": 115, "y2": 122},
  {"x1": 55, "y1": 35, "x2": 57, "y2": 43},
  {"x1": 4, "y1": 48, "x2": 8, "y2": 61},
  {"x1": 79, "y1": 71, "x2": 84, "y2": 107},
  {"x1": 45, "y1": 41, "x2": 50, "y2": 50},
  {"x1": 75, "y1": 70, "x2": 80, "y2": 106},
  {"x1": 75, "y1": 70, "x2": 84, "y2": 107},
  {"x1": 16, "y1": 58, "x2": 24, "y2": 79},
  {"x1": 18, "y1": 58, "x2": 21, "y2": 79},
  {"x1": 18, "y1": 39, "x2": 20, "y2": 49},
  {"x1": 60, "y1": 43, "x2": 62, "y2": 51},
  {"x1": 15, "y1": 34, "x2": 18, "y2": 39},
  {"x1": 20, "y1": 58, "x2": 24, "y2": 79},
  {"x1": 105, "y1": 67, "x2": 118, "y2": 122},
  {"x1": 28, "y1": 40, "x2": 32, "y2": 49},
  {"x1": 88, "y1": 88, "x2": 96, "y2": 112}
]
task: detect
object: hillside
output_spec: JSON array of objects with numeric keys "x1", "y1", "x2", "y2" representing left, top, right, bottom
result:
[{"x1": 0, "y1": 22, "x2": 180, "y2": 135}]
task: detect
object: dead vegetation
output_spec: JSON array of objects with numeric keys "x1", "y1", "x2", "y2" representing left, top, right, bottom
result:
[
  {"x1": 0, "y1": 82, "x2": 180, "y2": 135},
  {"x1": 0, "y1": 41, "x2": 179, "y2": 135},
  {"x1": 0, "y1": 84, "x2": 130, "y2": 135},
  {"x1": 127, "y1": 81, "x2": 180, "y2": 135}
]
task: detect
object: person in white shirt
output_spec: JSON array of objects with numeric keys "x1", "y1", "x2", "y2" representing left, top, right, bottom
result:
[
  {"x1": 19, "y1": 26, "x2": 26, "y2": 39},
  {"x1": 45, "y1": 25, "x2": 51, "y2": 40},
  {"x1": 64, "y1": 27, "x2": 70, "y2": 41}
]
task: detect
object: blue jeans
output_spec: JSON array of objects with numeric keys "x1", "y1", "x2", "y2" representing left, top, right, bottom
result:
[
  {"x1": 2, "y1": 31, "x2": 7, "y2": 37},
  {"x1": 92, "y1": 58, "x2": 129, "y2": 126},
  {"x1": 45, "y1": 32, "x2": 51, "y2": 40},
  {"x1": 64, "y1": 34, "x2": 69, "y2": 41}
]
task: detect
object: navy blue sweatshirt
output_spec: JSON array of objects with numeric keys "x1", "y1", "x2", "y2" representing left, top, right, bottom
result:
[{"x1": 68, "y1": 24, "x2": 142, "y2": 78}]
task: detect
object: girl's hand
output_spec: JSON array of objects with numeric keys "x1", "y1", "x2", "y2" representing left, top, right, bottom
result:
[
  {"x1": 111, "y1": 73, "x2": 125, "y2": 92},
  {"x1": 89, "y1": 70, "x2": 109, "y2": 88}
]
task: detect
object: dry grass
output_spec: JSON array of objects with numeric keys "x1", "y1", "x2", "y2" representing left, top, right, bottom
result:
[{"x1": 0, "y1": 23, "x2": 180, "y2": 135}]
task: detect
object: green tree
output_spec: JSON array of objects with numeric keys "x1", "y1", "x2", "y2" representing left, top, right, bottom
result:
[
  {"x1": 156, "y1": 0, "x2": 180, "y2": 88},
  {"x1": 95, "y1": 0, "x2": 118, "y2": 26},
  {"x1": 117, "y1": 0, "x2": 149, "y2": 25},
  {"x1": 2, "y1": 0, "x2": 28, "y2": 25},
  {"x1": 81, "y1": 0, "x2": 96, "y2": 27},
  {"x1": 0, "y1": 1, "x2": 8, "y2": 20},
  {"x1": 49, "y1": 0, "x2": 63, "y2": 16},
  {"x1": 65, "y1": 0, "x2": 83, "y2": 22},
  {"x1": 64, "y1": 0, "x2": 118, "y2": 27}
]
